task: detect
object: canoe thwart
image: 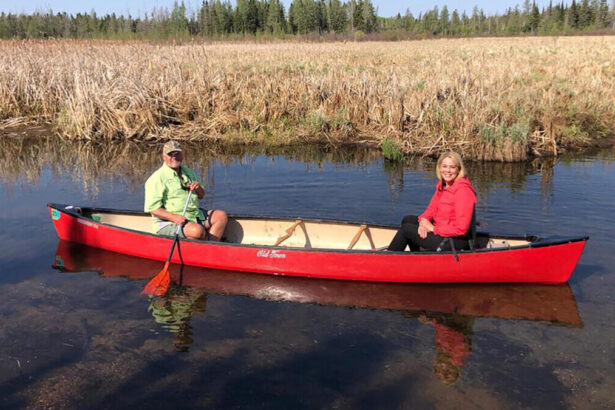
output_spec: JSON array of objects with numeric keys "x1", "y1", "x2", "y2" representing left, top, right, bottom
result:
[
  {"x1": 348, "y1": 224, "x2": 369, "y2": 250},
  {"x1": 274, "y1": 219, "x2": 303, "y2": 246}
]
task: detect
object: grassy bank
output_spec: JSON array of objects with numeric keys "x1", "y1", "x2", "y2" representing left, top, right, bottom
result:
[{"x1": 1, "y1": 37, "x2": 614, "y2": 161}]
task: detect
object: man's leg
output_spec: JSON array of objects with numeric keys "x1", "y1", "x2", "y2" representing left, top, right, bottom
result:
[
  {"x1": 182, "y1": 222, "x2": 206, "y2": 240},
  {"x1": 204, "y1": 210, "x2": 228, "y2": 241}
]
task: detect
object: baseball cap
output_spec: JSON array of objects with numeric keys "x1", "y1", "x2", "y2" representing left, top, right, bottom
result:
[{"x1": 163, "y1": 140, "x2": 182, "y2": 155}]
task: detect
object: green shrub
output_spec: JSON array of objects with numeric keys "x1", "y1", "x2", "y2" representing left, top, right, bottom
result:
[
  {"x1": 308, "y1": 111, "x2": 329, "y2": 133},
  {"x1": 381, "y1": 137, "x2": 404, "y2": 162}
]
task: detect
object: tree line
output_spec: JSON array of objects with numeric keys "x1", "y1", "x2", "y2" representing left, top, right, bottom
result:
[{"x1": 0, "y1": 0, "x2": 614, "y2": 40}]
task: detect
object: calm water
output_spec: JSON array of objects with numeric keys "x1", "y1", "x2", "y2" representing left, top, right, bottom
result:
[{"x1": 1, "y1": 138, "x2": 614, "y2": 409}]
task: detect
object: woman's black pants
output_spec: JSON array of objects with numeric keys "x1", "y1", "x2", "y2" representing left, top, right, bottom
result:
[{"x1": 387, "y1": 215, "x2": 469, "y2": 252}]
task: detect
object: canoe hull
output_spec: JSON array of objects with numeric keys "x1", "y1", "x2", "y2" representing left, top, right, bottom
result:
[{"x1": 48, "y1": 204, "x2": 587, "y2": 284}]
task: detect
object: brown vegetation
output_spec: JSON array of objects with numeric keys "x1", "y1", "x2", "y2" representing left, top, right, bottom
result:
[{"x1": 1, "y1": 37, "x2": 614, "y2": 161}]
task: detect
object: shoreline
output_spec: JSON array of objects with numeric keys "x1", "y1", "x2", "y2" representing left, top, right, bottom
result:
[{"x1": 1, "y1": 124, "x2": 613, "y2": 163}]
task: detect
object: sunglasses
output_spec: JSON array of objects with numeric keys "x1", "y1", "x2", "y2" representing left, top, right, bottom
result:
[{"x1": 176, "y1": 170, "x2": 192, "y2": 191}]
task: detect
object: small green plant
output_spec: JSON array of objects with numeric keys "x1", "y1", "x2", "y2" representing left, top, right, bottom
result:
[
  {"x1": 381, "y1": 137, "x2": 404, "y2": 162},
  {"x1": 308, "y1": 111, "x2": 329, "y2": 133},
  {"x1": 479, "y1": 125, "x2": 496, "y2": 144},
  {"x1": 506, "y1": 121, "x2": 530, "y2": 144},
  {"x1": 480, "y1": 120, "x2": 529, "y2": 147},
  {"x1": 559, "y1": 124, "x2": 590, "y2": 144}
]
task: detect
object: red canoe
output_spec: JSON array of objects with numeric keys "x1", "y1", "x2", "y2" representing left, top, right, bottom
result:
[{"x1": 48, "y1": 203, "x2": 588, "y2": 284}]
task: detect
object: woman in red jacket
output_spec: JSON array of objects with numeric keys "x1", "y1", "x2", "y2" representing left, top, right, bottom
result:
[{"x1": 388, "y1": 151, "x2": 476, "y2": 252}]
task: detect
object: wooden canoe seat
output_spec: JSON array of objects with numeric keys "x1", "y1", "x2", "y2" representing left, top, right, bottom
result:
[{"x1": 274, "y1": 220, "x2": 303, "y2": 246}]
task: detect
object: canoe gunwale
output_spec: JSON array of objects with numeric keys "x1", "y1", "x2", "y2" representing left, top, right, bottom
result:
[{"x1": 47, "y1": 203, "x2": 589, "y2": 255}]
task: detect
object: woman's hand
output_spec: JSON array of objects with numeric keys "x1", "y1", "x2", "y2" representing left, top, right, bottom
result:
[{"x1": 418, "y1": 218, "x2": 434, "y2": 239}]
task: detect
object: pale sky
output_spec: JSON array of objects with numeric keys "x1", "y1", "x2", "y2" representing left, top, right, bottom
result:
[{"x1": 1, "y1": 0, "x2": 552, "y2": 18}]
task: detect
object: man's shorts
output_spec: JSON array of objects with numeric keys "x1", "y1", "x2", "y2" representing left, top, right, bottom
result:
[
  {"x1": 156, "y1": 223, "x2": 189, "y2": 238},
  {"x1": 156, "y1": 209, "x2": 212, "y2": 238}
]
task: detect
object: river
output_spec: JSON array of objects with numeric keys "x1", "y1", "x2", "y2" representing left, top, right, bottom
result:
[{"x1": 1, "y1": 137, "x2": 613, "y2": 409}]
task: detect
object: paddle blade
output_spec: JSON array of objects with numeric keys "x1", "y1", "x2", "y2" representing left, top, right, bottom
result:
[{"x1": 142, "y1": 262, "x2": 171, "y2": 296}]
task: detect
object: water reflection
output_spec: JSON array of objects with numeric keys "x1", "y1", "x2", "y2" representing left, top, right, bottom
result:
[
  {"x1": 403, "y1": 311, "x2": 474, "y2": 385},
  {"x1": 2, "y1": 136, "x2": 559, "y2": 197},
  {"x1": 0, "y1": 137, "x2": 377, "y2": 188},
  {"x1": 148, "y1": 285, "x2": 208, "y2": 352},
  {"x1": 53, "y1": 240, "x2": 583, "y2": 385}
]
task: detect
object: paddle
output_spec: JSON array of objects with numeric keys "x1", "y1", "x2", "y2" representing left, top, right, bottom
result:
[{"x1": 142, "y1": 190, "x2": 194, "y2": 297}]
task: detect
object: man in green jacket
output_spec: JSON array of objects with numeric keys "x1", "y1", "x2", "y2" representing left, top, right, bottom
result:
[{"x1": 144, "y1": 140, "x2": 228, "y2": 241}]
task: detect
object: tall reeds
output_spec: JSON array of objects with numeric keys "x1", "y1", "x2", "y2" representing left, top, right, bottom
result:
[{"x1": 1, "y1": 37, "x2": 614, "y2": 161}]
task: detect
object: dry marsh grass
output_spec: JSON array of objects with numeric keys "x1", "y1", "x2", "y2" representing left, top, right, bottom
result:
[{"x1": 1, "y1": 37, "x2": 614, "y2": 161}]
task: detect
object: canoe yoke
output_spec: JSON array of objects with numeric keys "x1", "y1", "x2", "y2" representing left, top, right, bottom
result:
[
  {"x1": 274, "y1": 220, "x2": 303, "y2": 246},
  {"x1": 348, "y1": 224, "x2": 368, "y2": 250},
  {"x1": 272, "y1": 220, "x2": 377, "y2": 250}
]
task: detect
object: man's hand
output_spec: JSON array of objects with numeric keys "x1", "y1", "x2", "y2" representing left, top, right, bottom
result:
[
  {"x1": 150, "y1": 208, "x2": 188, "y2": 226},
  {"x1": 172, "y1": 214, "x2": 187, "y2": 226},
  {"x1": 187, "y1": 181, "x2": 204, "y2": 199}
]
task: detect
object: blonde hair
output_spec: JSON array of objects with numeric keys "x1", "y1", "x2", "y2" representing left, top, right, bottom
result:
[{"x1": 436, "y1": 151, "x2": 467, "y2": 181}]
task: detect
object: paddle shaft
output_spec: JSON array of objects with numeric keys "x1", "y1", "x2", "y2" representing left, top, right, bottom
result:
[{"x1": 165, "y1": 190, "x2": 193, "y2": 263}]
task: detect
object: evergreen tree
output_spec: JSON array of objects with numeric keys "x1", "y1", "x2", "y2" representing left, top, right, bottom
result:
[
  {"x1": 471, "y1": 6, "x2": 480, "y2": 32},
  {"x1": 529, "y1": 1, "x2": 541, "y2": 32},
  {"x1": 507, "y1": 6, "x2": 522, "y2": 33},
  {"x1": 289, "y1": 0, "x2": 318, "y2": 34},
  {"x1": 362, "y1": 0, "x2": 378, "y2": 33},
  {"x1": 265, "y1": 0, "x2": 286, "y2": 34},
  {"x1": 403, "y1": 8, "x2": 416, "y2": 32},
  {"x1": 597, "y1": 0, "x2": 610, "y2": 27},
  {"x1": 555, "y1": 2, "x2": 566, "y2": 29},
  {"x1": 170, "y1": 1, "x2": 189, "y2": 37},
  {"x1": 420, "y1": 6, "x2": 438, "y2": 33},
  {"x1": 569, "y1": 0, "x2": 580, "y2": 28},
  {"x1": 522, "y1": 0, "x2": 532, "y2": 30},
  {"x1": 328, "y1": 0, "x2": 347, "y2": 33},
  {"x1": 199, "y1": 1, "x2": 212, "y2": 36},
  {"x1": 579, "y1": 0, "x2": 593, "y2": 27},
  {"x1": 216, "y1": 1, "x2": 234, "y2": 34},
  {"x1": 317, "y1": 0, "x2": 328, "y2": 33},
  {"x1": 451, "y1": 9, "x2": 461, "y2": 34},
  {"x1": 440, "y1": 6, "x2": 450, "y2": 34},
  {"x1": 0, "y1": 13, "x2": 8, "y2": 38},
  {"x1": 352, "y1": 0, "x2": 365, "y2": 32}
]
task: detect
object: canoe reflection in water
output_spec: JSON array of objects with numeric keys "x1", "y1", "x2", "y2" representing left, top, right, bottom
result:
[{"x1": 52, "y1": 240, "x2": 583, "y2": 384}]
